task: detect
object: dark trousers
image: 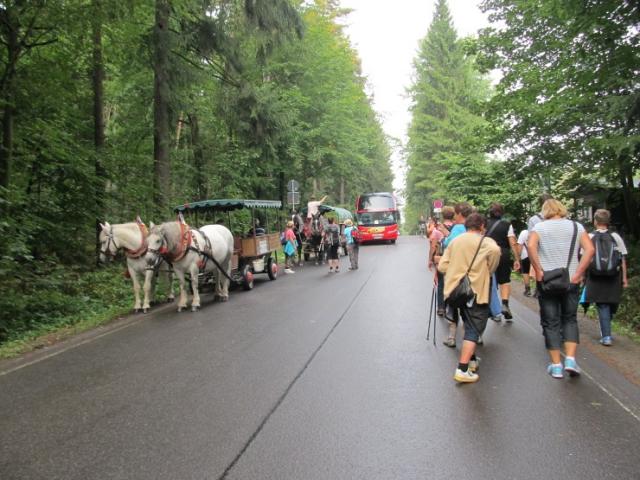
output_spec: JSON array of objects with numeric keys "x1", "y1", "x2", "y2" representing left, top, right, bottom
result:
[
  {"x1": 537, "y1": 283, "x2": 580, "y2": 349},
  {"x1": 437, "y1": 272, "x2": 445, "y2": 309}
]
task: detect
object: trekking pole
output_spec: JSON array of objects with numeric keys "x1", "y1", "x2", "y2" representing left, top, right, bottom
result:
[
  {"x1": 427, "y1": 286, "x2": 434, "y2": 341},
  {"x1": 432, "y1": 287, "x2": 437, "y2": 346}
]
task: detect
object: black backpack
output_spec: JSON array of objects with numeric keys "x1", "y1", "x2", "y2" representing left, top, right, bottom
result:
[
  {"x1": 589, "y1": 231, "x2": 621, "y2": 276},
  {"x1": 328, "y1": 226, "x2": 339, "y2": 246}
]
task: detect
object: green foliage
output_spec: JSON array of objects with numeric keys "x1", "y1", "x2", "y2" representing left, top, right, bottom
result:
[
  {"x1": 0, "y1": 0, "x2": 393, "y2": 347},
  {"x1": 478, "y1": 0, "x2": 640, "y2": 236},
  {"x1": 405, "y1": 0, "x2": 503, "y2": 229},
  {"x1": 0, "y1": 264, "x2": 132, "y2": 346}
]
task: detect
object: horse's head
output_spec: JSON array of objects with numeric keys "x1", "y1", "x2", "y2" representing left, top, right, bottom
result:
[
  {"x1": 145, "y1": 224, "x2": 169, "y2": 268},
  {"x1": 99, "y1": 222, "x2": 119, "y2": 263},
  {"x1": 311, "y1": 213, "x2": 324, "y2": 236}
]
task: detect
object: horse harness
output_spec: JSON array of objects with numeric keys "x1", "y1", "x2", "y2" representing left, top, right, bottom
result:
[
  {"x1": 100, "y1": 220, "x2": 149, "y2": 259},
  {"x1": 189, "y1": 229, "x2": 234, "y2": 282}
]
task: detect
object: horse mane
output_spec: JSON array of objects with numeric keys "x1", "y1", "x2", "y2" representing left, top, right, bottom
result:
[{"x1": 158, "y1": 221, "x2": 182, "y2": 249}]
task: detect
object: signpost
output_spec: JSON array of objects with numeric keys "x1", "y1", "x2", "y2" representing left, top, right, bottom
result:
[{"x1": 287, "y1": 179, "x2": 300, "y2": 209}]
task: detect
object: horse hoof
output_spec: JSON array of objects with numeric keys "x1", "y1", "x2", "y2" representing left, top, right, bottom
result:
[
  {"x1": 177, "y1": 306, "x2": 183, "y2": 313},
  {"x1": 191, "y1": 305, "x2": 200, "y2": 312},
  {"x1": 134, "y1": 308, "x2": 141, "y2": 313},
  {"x1": 219, "y1": 296, "x2": 229, "y2": 303},
  {"x1": 167, "y1": 297, "x2": 175, "y2": 303},
  {"x1": 143, "y1": 308, "x2": 149, "y2": 314}
]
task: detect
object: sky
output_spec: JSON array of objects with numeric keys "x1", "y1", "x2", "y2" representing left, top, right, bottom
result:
[{"x1": 338, "y1": 0, "x2": 491, "y2": 193}]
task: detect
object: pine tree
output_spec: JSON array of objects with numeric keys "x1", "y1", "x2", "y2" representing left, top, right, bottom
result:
[{"x1": 405, "y1": 0, "x2": 489, "y2": 227}]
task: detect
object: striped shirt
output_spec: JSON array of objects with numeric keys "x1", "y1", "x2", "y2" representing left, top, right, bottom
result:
[{"x1": 532, "y1": 219, "x2": 584, "y2": 276}]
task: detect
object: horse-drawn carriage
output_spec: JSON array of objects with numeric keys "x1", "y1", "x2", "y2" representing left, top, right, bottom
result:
[
  {"x1": 301, "y1": 204, "x2": 353, "y2": 264},
  {"x1": 174, "y1": 199, "x2": 282, "y2": 291}
]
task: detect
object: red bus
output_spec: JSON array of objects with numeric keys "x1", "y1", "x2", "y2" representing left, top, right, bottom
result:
[{"x1": 355, "y1": 192, "x2": 400, "y2": 243}]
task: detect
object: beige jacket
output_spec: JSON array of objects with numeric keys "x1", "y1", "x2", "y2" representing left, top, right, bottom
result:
[{"x1": 437, "y1": 231, "x2": 501, "y2": 305}]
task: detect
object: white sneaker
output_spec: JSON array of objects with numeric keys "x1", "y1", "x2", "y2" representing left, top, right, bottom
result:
[
  {"x1": 454, "y1": 368, "x2": 479, "y2": 383},
  {"x1": 469, "y1": 357, "x2": 480, "y2": 373},
  {"x1": 284, "y1": 268, "x2": 295, "y2": 274}
]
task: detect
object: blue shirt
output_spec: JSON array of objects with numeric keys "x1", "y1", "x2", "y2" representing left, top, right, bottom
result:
[
  {"x1": 344, "y1": 226, "x2": 355, "y2": 245},
  {"x1": 443, "y1": 223, "x2": 466, "y2": 249}
]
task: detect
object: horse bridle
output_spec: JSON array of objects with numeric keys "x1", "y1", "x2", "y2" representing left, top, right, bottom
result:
[
  {"x1": 100, "y1": 225, "x2": 120, "y2": 258},
  {"x1": 146, "y1": 233, "x2": 169, "y2": 269}
]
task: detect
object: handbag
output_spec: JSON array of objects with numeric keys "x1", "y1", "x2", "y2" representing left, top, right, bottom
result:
[{"x1": 541, "y1": 221, "x2": 577, "y2": 294}]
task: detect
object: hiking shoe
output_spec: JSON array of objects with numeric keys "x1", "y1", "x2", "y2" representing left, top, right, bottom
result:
[
  {"x1": 436, "y1": 308, "x2": 445, "y2": 317},
  {"x1": 442, "y1": 337, "x2": 456, "y2": 348},
  {"x1": 477, "y1": 335, "x2": 484, "y2": 346},
  {"x1": 524, "y1": 288, "x2": 532, "y2": 297},
  {"x1": 469, "y1": 357, "x2": 480, "y2": 373},
  {"x1": 490, "y1": 315, "x2": 503, "y2": 322},
  {"x1": 454, "y1": 368, "x2": 479, "y2": 383},
  {"x1": 284, "y1": 268, "x2": 295, "y2": 274},
  {"x1": 564, "y1": 357, "x2": 581, "y2": 377},
  {"x1": 547, "y1": 363, "x2": 564, "y2": 379},
  {"x1": 600, "y1": 336, "x2": 613, "y2": 346},
  {"x1": 502, "y1": 304, "x2": 513, "y2": 320}
]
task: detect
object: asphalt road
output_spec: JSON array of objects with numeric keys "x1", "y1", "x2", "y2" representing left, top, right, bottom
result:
[{"x1": 1, "y1": 236, "x2": 639, "y2": 480}]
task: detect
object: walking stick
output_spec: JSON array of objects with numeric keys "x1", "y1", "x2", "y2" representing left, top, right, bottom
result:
[
  {"x1": 427, "y1": 269, "x2": 437, "y2": 345},
  {"x1": 427, "y1": 287, "x2": 434, "y2": 341}
]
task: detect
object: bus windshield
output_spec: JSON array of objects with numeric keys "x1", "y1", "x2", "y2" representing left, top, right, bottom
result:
[
  {"x1": 357, "y1": 211, "x2": 398, "y2": 226},
  {"x1": 357, "y1": 194, "x2": 395, "y2": 211}
]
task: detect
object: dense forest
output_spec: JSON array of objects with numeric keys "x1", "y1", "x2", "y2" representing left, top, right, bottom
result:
[
  {"x1": 405, "y1": 0, "x2": 639, "y2": 329},
  {"x1": 1, "y1": 0, "x2": 639, "y2": 351},
  {"x1": 0, "y1": 0, "x2": 392, "y2": 349}
]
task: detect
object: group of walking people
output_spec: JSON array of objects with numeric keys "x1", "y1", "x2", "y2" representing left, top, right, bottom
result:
[
  {"x1": 281, "y1": 208, "x2": 361, "y2": 274},
  {"x1": 427, "y1": 195, "x2": 629, "y2": 384}
]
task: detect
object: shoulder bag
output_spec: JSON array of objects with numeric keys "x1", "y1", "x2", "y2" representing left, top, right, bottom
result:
[{"x1": 541, "y1": 221, "x2": 577, "y2": 294}]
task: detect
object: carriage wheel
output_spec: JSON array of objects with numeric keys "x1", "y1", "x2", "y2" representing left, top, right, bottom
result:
[
  {"x1": 242, "y1": 265, "x2": 254, "y2": 290},
  {"x1": 267, "y1": 257, "x2": 278, "y2": 280}
]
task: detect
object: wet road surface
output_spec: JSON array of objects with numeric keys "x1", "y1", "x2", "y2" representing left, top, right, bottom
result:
[{"x1": 1, "y1": 236, "x2": 639, "y2": 479}]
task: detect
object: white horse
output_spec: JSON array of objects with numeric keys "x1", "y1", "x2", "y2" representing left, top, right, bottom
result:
[
  {"x1": 145, "y1": 221, "x2": 234, "y2": 312},
  {"x1": 99, "y1": 219, "x2": 175, "y2": 313}
]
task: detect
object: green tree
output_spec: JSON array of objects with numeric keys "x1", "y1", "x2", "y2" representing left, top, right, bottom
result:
[
  {"x1": 479, "y1": 0, "x2": 640, "y2": 237},
  {"x1": 405, "y1": 0, "x2": 491, "y2": 227}
]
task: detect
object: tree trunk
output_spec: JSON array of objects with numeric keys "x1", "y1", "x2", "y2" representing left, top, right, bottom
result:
[
  {"x1": 618, "y1": 153, "x2": 640, "y2": 240},
  {"x1": 189, "y1": 113, "x2": 206, "y2": 200},
  {"x1": 0, "y1": 9, "x2": 19, "y2": 189},
  {"x1": 340, "y1": 177, "x2": 344, "y2": 205},
  {"x1": 92, "y1": 0, "x2": 106, "y2": 264},
  {"x1": 153, "y1": 0, "x2": 171, "y2": 214}
]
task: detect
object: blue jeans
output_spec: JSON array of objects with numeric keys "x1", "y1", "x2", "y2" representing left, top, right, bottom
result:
[
  {"x1": 537, "y1": 283, "x2": 580, "y2": 349},
  {"x1": 596, "y1": 303, "x2": 613, "y2": 338}
]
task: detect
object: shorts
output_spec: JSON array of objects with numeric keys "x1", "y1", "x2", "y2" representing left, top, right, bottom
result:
[
  {"x1": 519, "y1": 257, "x2": 531, "y2": 275},
  {"x1": 328, "y1": 244, "x2": 339, "y2": 260},
  {"x1": 495, "y1": 250, "x2": 512, "y2": 285},
  {"x1": 461, "y1": 302, "x2": 489, "y2": 343}
]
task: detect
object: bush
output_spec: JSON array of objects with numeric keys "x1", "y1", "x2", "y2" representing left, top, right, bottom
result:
[
  {"x1": 0, "y1": 262, "x2": 133, "y2": 345},
  {"x1": 615, "y1": 240, "x2": 640, "y2": 333}
]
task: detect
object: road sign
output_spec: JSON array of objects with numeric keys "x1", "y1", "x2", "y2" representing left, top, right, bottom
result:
[
  {"x1": 433, "y1": 208, "x2": 442, "y2": 213},
  {"x1": 287, "y1": 179, "x2": 299, "y2": 192},
  {"x1": 433, "y1": 199, "x2": 443, "y2": 209},
  {"x1": 287, "y1": 191, "x2": 300, "y2": 205}
]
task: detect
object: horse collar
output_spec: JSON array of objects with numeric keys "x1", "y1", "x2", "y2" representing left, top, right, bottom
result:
[{"x1": 126, "y1": 221, "x2": 149, "y2": 259}]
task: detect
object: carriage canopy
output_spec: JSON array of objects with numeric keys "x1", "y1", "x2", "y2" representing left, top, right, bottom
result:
[
  {"x1": 174, "y1": 199, "x2": 282, "y2": 213},
  {"x1": 301, "y1": 204, "x2": 353, "y2": 223}
]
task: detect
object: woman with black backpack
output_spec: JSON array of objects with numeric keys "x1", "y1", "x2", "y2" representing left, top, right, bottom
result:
[
  {"x1": 325, "y1": 217, "x2": 342, "y2": 273},
  {"x1": 584, "y1": 209, "x2": 628, "y2": 346}
]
